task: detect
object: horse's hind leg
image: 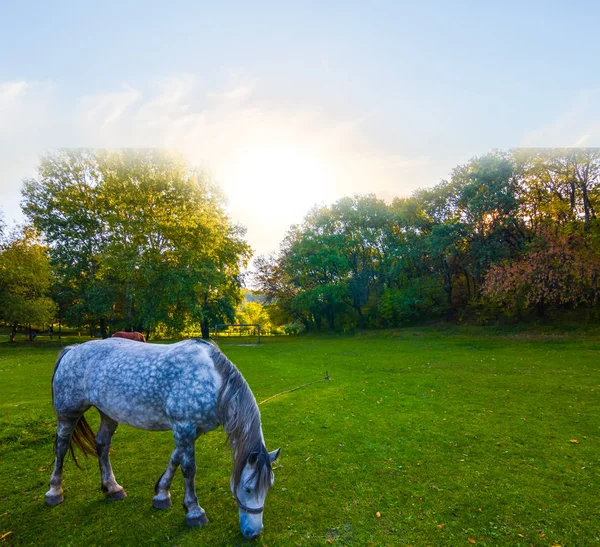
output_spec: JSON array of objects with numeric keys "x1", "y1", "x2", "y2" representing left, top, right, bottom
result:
[
  {"x1": 153, "y1": 447, "x2": 180, "y2": 509},
  {"x1": 96, "y1": 411, "x2": 126, "y2": 501},
  {"x1": 46, "y1": 416, "x2": 78, "y2": 505}
]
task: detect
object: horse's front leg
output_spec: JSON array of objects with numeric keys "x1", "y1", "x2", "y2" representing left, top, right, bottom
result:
[
  {"x1": 153, "y1": 447, "x2": 180, "y2": 509},
  {"x1": 173, "y1": 423, "x2": 208, "y2": 527},
  {"x1": 96, "y1": 411, "x2": 126, "y2": 500}
]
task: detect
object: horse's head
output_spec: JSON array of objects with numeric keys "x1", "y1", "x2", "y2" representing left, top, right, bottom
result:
[{"x1": 231, "y1": 445, "x2": 280, "y2": 539}]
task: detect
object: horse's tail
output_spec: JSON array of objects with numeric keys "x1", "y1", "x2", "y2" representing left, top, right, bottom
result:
[
  {"x1": 69, "y1": 414, "x2": 97, "y2": 469},
  {"x1": 52, "y1": 346, "x2": 97, "y2": 469}
]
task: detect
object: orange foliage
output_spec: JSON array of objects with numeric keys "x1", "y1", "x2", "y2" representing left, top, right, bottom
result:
[{"x1": 483, "y1": 229, "x2": 599, "y2": 312}]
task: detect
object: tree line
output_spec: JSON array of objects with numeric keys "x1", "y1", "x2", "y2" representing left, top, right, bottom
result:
[
  {"x1": 1, "y1": 149, "x2": 250, "y2": 339},
  {"x1": 254, "y1": 149, "x2": 600, "y2": 331},
  {"x1": 2, "y1": 148, "x2": 599, "y2": 339}
]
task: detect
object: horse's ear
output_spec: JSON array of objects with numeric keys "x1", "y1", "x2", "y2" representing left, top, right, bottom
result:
[{"x1": 269, "y1": 448, "x2": 281, "y2": 463}]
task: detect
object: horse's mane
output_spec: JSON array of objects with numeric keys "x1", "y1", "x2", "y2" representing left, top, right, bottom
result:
[{"x1": 202, "y1": 341, "x2": 272, "y2": 493}]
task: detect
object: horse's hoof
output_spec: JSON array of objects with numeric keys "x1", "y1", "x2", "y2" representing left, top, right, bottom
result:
[
  {"x1": 185, "y1": 511, "x2": 208, "y2": 527},
  {"x1": 153, "y1": 495, "x2": 172, "y2": 510},
  {"x1": 45, "y1": 493, "x2": 64, "y2": 506},
  {"x1": 106, "y1": 488, "x2": 127, "y2": 501}
]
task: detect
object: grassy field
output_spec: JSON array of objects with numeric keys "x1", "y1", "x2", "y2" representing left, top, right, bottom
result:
[{"x1": 0, "y1": 328, "x2": 599, "y2": 546}]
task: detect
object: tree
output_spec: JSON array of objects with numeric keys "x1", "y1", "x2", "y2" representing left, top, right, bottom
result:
[
  {"x1": 254, "y1": 149, "x2": 600, "y2": 326},
  {"x1": 236, "y1": 301, "x2": 272, "y2": 333},
  {"x1": 22, "y1": 149, "x2": 251, "y2": 338},
  {"x1": 483, "y1": 229, "x2": 600, "y2": 316},
  {"x1": 0, "y1": 227, "x2": 57, "y2": 340},
  {"x1": 512, "y1": 148, "x2": 600, "y2": 233}
]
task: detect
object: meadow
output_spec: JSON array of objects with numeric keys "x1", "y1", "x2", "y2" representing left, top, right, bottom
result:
[{"x1": 0, "y1": 327, "x2": 599, "y2": 546}]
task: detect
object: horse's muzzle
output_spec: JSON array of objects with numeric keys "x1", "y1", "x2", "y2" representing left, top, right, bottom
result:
[{"x1": 242, "y1": 526, "x2": 262, "y2": 540}]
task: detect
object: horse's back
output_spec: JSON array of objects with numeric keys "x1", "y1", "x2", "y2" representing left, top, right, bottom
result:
[{"x1": 52, "y1": 339, "x2": 222, "y2": 431}]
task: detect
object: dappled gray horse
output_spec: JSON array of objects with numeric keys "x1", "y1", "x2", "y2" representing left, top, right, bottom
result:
[{"x1": 46, "y1": 338, "x2": 280, "y2": 540}]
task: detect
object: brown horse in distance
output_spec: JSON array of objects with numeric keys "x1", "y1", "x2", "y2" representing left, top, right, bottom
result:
[{"x1": 111, "y1": 331, "x2": 146, "y2": 342}]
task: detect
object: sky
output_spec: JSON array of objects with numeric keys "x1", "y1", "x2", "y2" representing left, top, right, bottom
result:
[{"x1": 2, "y1": 0, "x2": 600, "y2": 257}]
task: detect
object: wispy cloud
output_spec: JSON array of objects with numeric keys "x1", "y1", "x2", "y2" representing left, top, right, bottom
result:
[
  {"x1": 521, "y1": 89, "x2": 600, "y2": 147},
  {"x1": 0, "y1": 75, "x2": 435, "y2": 254},
  {"x1": 0, "y1": 81, "x2": 28, "y2": 103},
  {"x1": 78, "y1": 83, "x2": 141, "y2": 128}
]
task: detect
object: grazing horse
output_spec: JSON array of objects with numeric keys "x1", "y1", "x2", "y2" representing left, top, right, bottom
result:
[
  {"x1": 111, "y1": 331, "x2": 146, "y2": 342},
  {"x1": 46, "y1": 338, "x2": 280, "y2": 539}
]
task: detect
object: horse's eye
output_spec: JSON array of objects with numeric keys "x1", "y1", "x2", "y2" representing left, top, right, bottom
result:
[{"x1": 244, "y1": 487, "x2": 251, "y2": 494}]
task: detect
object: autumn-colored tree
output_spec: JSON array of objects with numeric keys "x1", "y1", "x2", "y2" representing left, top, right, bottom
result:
[{"x1": 483, "y1": 229, "x2": 599, "y2": 316}]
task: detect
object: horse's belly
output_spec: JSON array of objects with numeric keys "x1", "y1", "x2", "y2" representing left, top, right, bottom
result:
[{"x1": 96, "y1": 401, "x2": 172, "y2": 431}]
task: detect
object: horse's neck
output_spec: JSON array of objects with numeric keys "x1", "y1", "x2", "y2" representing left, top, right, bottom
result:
[{"x1": 225, "y1": 390, "x2": 264, "y2": 454}]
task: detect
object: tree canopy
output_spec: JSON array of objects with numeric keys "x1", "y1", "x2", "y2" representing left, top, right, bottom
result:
[
  {"x1": 255, "y1": 149, "x2": 600, "y2": 329},
  {"x1": 0, "y1": 226, "x2": 57, "y2": 340},
  {"x1": 7, "y1": 147, "x2": 599, "y2": 339},
  {"x1": 22, "y1": 149, "x2": 251, "y2": 338}
]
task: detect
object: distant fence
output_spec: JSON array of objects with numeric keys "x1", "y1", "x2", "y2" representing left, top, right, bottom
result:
[{"x1": 214, "y1": 324, "x2": 261, "y2": 343}]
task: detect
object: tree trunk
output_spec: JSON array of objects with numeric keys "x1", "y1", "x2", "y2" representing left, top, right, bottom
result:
[
  {"x1": 201, "y1": 319, "x2": 210, "y2": 340},
  {"x1": 9, "y1": 323, "x2": 18, "y2": 342},
  {"x1": 582, "y1": 182, "x2": 591, "y2": 231},
  {"x1": 465, "y1": 271, "x2": 472, "y2": 301},
  {"x1": 356, "y1": 306, "x2": 364, "y2": 329},
  {"x1": 445, "y1": 271, "x2": 454, "y2": 320},
  {"x1": 536, "y1": 298, "x2": 545, "y2": 317},
  {"x1": 328, "y1": 304, "x2": 335, "y2": 330},
  {"x1": 100, "y1": 318, "x2": 108, "y2": 339}
]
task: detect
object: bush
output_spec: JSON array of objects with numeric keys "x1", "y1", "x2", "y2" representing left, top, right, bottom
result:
[
  {"x1": 379, "y1": 278, "x2": 447, "y2": 326},
  {"x1": 282, "y1": 323, "x2": 305, "y2": 335}
]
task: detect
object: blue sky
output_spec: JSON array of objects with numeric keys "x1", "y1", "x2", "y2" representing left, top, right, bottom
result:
[{"x1": 2, "y1": 1, "x2": 599, "y2": 255}]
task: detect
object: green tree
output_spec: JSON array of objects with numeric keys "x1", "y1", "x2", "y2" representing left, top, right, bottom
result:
[
  {"x1": 236, "y1": 301, "x2": 272, "y2": 333},
  {"x1": 21, "y1": 149, "x2": 113, "y2": 336},
  {"x1": 255, "y1": 195, "x2": 393, "y2": 330},
  {"x1": 22, "y1": 149, "x2": 251, "y2": 339},
  {"x1": 0, "y1": 227, "x2": 57, "y2": 341},
  {"x1": 512, "y1": 148, "x2": 600, "y2": 233}
]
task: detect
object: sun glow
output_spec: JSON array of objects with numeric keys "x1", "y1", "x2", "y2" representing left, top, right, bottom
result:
[
  {"x1": 217, "y1": 143, "x2": 337, "y2": 254},
  {"x1": 222, "y1": 143, "x2": 335, "y2": 219}
]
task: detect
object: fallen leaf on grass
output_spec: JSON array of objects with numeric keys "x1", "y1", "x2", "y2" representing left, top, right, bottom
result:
[
  {"x1": 468, "y1": 539, "x2": 476, "y2": 544},
  {"x1": 0, "y1": 532, "x2": 12, "y2": 541},
  {"x1": 375, "y1": 512, "x2": 381, "y2": 518},
  {"x1": 570, "y1": 439, "x2": 579, "y2": 444},
  {"x1": 326, "y1": 540, "x2": 333, "y2": 544},
  {"x1": 437, "y1": 524, "x2": 445, "y2": 529},
  {"x1": 38, "y1": 467, "x2": 45, "y2": 471}
]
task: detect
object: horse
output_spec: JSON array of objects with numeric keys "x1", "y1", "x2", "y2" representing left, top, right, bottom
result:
[
  {"x1": 111, "y1": 331, "x2": 146, "y2": 342},
  {"x1": 45, "y1": 338, "x2": 280, "y2": 540}
]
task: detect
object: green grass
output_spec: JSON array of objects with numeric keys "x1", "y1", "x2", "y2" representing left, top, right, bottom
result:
[{"x1": 1, "y1": 328, "x2": 599, "y2": 546}]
